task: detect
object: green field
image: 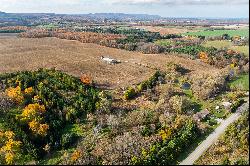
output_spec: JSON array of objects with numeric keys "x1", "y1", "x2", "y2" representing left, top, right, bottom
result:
[
  {"x1": 202, "y1": 40, "x2": 249, "y2": 57},
  {"x1": 202, "y1": 40, "x2": 232, "y2": 48},
  {"x1": 183, "y1": 29, "x2": 249, "y2": 37},
  {"x1": 37, "y1": 23, "x2": 59, "y2": 29},
  {"x1": 155, "y1": 39, "x2": 173, "y2": 46},
  {"x1": 229, "y1": 74, "x2": 249, "y2": 91}
]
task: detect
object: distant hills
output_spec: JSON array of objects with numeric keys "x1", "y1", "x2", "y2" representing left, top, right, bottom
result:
[
  {"x1": 0, "y1": 11, "x2": 162, "y2": 21},
  {"x1": 0, "y1": 11, "x2": 248, "y2": 27},
  {"x1": 81, "y1": 13, "x2": 163, "y2": 21}
]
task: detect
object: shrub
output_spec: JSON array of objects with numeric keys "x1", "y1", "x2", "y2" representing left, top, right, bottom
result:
[
  {"x1": 124, "y1": 87, "x2": 136, "y2": 100},
  {"x1": 191, "y1": 73, "x2": 226, "y2": 100},
  {"x1": 208, "y1": 118, "x2": 218, "y2": 126},
  {"x1": 95, "y1": 91, "x2": 112, "y2": 114},
  {"x1": 0, "y1": 130, "x2": 22, "y2": 165},
  {"x1": 131, "y1": 119, "x2": 200, "y2": 165},
  {"x1": 80, "y1": 74, "x2": 92, "y2": 85},
  {"x1": 169, "y1": 95, "x2": 197, "y2": 114},
  {"x1": 137, "y1": 71, "x2": 165, "y2": 93},
  {"x1": 61, "y1": 133, "x2": 78, "y2": 149},
  {"x1": 137, "y1": 81, "x2": 148, "y2": 92},
  {"x1": 5, "y1": 86, "x2": 24, "y2": 104},
  {"x1": 231, "y1": 99, "x2": 245, "y2": 113}
]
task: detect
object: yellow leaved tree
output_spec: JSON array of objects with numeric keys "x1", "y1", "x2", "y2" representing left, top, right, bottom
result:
[{"x1": 0, "y1": 130, "x2": 22, "y2": 165}]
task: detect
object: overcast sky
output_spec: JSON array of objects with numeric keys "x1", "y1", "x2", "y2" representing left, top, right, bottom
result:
[{"x1": 0, "y1": 0, "x2": 249, "y2": 18}]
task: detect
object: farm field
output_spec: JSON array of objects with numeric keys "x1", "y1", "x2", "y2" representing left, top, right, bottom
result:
[
  {"x1": 183, "y1": 28, "x2": 249, "y2": 37},
  {"x1": 210, "y1": 24, "x2": 249, "y2": 29},
  {"x1": 0, "y1": 35, "x2": 220, "y2": 89},
  {"x1": 134, "y1": 26, "x2": 199, "y2": 35}
]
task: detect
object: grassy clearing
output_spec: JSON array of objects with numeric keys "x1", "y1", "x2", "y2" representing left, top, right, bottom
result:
[
  {"x1": 229, "y1": 74, "x2": 249, "y2": 91},
  {"x1": 38, "y1": 148, "x2": 76, "y2": 165},
  {"x1": 202, "y1": 40, "x2": 249, "y2": 57},
  {"x1": 231, "y1": 45, "x2": 249, "y2": 57},
  {"x1": 37, "y1": 23, "x2": 59, "y2": 29},
  {"x1": 202, "y1": 40, "x2": 232, "y2": 48},
  {"x1": 183, "y1": 29, "x2": 249, "y2": 37},
  {"x1": 155, "y1": 39, "x2": 173, "y2": 46}
]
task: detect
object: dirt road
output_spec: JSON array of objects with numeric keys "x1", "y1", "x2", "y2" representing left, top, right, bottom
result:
[{"x1": 179, "y1": 100, "x2": 249, "y2": 165}]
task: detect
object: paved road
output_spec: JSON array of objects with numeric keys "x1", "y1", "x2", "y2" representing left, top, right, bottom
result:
[{"x1": 179, "y1": 100, "x2": 249, "y2": 165}]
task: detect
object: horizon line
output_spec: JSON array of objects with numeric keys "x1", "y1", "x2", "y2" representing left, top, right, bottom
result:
[{"x1": 1, "y1": 11, "x2": 249, "y2": 20}]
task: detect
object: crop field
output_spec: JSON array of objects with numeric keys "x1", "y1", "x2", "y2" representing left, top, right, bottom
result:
[
  {"x1": 0, "y1": 35, "x2": 220, "y2": 89},
  {"x1": 183, "y1": 28, "x2": 249, "y2": 37}
]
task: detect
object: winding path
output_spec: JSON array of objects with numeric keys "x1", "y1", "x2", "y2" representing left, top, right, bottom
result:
[{"x1": 179, "y1": 100, "x2": 249, "y2": 165}]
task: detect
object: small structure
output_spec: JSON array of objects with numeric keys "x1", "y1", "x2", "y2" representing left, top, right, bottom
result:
[
  {"x1": 193, "y1": 109, "x2": 210, "y2": 122},
  {"x1": 101, "y1": 56, "x2": 121, "y2": 65}
]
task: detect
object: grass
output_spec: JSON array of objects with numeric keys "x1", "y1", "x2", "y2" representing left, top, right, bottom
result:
[
  {"x1": 62, "y1": 124, "x2": 85, "y2": 137},
  {"x1": 183, "y1": 89, "x2": 193, "y2": 98},
  {"x1": 229, "y1": 74, "x2": 249, "y2": 91},
  {"x1": 231, "y1": 45, "x2": 249, "y2": 57},
  {"x1": 202, "y1": 40, "x2": 232, "y2": 49},
  {"x1": 37, "y1": 23, "x2": 59, "y2": 29},
  {"x1": 213, "y1": 109, "x2": 227, "y2": 119},
  {"x1": 38, "y1": 148, "x2": 76, "y2": 165},
  {"x1": 155, "y1": 39, "x2": 173, "y2": 47},
  {"x1": 183, "y1": 29, "x2": 249, "y2": 38},
  {"x1": 202, "y1": 40, "x2": 249, "y2": 57}
]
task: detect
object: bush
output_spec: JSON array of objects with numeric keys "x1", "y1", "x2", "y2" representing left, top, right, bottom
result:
[
  {"x1": 61, "y1": 133, "x2": 78, "y2": 149},
  {"x1": 208, "y1": 118, "x2": 218, "y2": 126},
  {"x1": 131, "y1": 119, "x2": 200, "y2": 165},
  {"x1": 231, "y1": 99, "x2": 245, "y2": 113},
  {"x1": 169, "y1": 95, "x2": 198, "y2": 114},
  {"x1": 124, "y1": 87, "x2": 137, "y2": 100},
  {"x1": 137, "y1": 81, "x2": 148, "y2": 92},
  {"x1": 95, "y1": 91, "x2": 112, "y2": 114},
  {"x1": 136, "y1": 71, "x2": 165, "y2": 96},
  {"x1": 191, "y1": 73, "x2": 226, "y2": 100}
]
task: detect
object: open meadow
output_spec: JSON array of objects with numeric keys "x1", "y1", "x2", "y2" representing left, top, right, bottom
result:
[
  {"x1": 0, "y1": 34, "x2": 220, "y2": 89},
  {"x1": 183, "y1": 28, "x2": 249, "y2": 37},
  {"x1": 202, "y1": 40, "x2": 249, "y2": 57}
]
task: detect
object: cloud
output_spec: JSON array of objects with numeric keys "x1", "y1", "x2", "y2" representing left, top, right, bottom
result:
[
  {"x1": 105, "y1": 0, "x2": 249, "y2": 5},
  {"x1": 0, "y1": 0, "x2": 248, "y2": 18}
]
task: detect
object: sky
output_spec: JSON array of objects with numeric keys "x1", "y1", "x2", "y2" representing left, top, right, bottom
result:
[{"x1": 0, "y1": 0, "x2": 249, "y2": 18}]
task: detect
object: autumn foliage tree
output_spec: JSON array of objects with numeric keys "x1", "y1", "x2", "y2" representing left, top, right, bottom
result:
[
  {"x1": 80, "y1": 74, "x2": 92, "y2": 85},
  {"x1": 199, "y1": 51, "x2": 209, "y2": 63}
]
